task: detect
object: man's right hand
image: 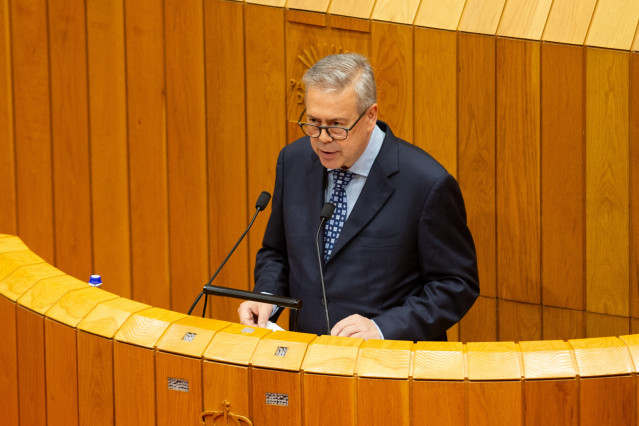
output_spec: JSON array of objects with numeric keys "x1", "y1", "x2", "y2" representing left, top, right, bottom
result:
[{"x1": 238, "y1": 301, "x2": 274, "y2": 328}]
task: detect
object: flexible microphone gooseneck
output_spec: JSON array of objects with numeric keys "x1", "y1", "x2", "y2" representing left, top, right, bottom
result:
[
  {"x1": 316, "y1": 202, "x2": 335, "y2": 335},
  {"x1": 187, "y1": 191, "x2": 271, "y2": 316}
]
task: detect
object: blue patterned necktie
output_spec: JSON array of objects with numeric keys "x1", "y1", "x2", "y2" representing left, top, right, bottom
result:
[{"x1": 324, "y1": 169, "x2": 354, "y2": 262}]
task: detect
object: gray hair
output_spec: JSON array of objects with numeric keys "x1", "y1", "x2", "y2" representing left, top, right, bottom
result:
[{"x1": 302, "y1": 53, "x2": 377, "y2": 113}]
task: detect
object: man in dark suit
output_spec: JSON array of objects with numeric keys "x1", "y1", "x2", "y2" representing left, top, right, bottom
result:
[{"x1": 238, "y1": 53, "x2": 478, "y2": 341}]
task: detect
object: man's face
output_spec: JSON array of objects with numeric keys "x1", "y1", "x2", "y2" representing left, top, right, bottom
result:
[{"x1": 305, "y1": 85, "x2": 378, "y2": 169}]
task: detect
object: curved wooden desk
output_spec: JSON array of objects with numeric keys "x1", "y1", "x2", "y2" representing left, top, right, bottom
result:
[{"x1": 0, "y1": 234, "x2": 637, "y2": 425}]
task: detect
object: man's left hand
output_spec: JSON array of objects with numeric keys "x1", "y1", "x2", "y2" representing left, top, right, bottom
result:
[{"x1": 331, "y1": 314, "x2": 381, "y2": 340}]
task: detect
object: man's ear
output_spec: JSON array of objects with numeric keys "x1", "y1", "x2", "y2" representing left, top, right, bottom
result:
[{"x1": 367, "y1": 103, "x2": 378, "y2": 130}]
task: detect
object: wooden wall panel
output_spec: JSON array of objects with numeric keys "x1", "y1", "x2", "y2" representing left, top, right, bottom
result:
[
  {"x1": 585, "y1": 48, "x2": 630, "y2": 317},
  {"x1": 156, "y1": 352, "x2": 203, "y2": 426},
  {"x1": 541, "y1": 43, "x2": 585, "y2": 311},
  {"x1": 525, "y1": 379, "x2": 578, "y2": 426},
  {"x1": 16, "y1": 306, "x2": 46, "y2": 426},
  {"x1": 586, "y1": 312, "x2": 629, "y2": 338},
  {"x1": 580, "y1": 376, "x2": 636, "y2": 426},
  {"x1": 371, "y1": 22, "x2": 413, "y2": 141},
  {"x1": 458, "y1": 33, "x2": 496, "y2": 298},
  {"x1": 10, "y1": 0, "x2": 55, "y2": 263},
  {"x1": 203, "y1": 362, "x2": 250, "y2": 422},
  {"x1": 630, "y1": 52, "x2": 639, "y2": 319},
  {"x1": 499, "y1": 299, "x2": 541, "y2": 342},
  {"x1": 48, "y1": 0, "x2": 92, "y2": 281},
  {"x1": 303, "y1": 374, "x2": 356, "y2": 425},
  {"x1": 586, "y1": 0, "x2": 639, "y2": 51},
  {"x1": 125, "y1": 0, "x2": 170, "y2": 309},
  {"x1": 460, "y1": 296, "x2": 497, "y2": 342},
  {"x1": 113, "y1": 342, "x2": 156, "y2": 426},
  {"x1": 468, "y1": 381, "x2": 522, "y2": 426},
  {"x1": 542, "y1": 306, "x2": 584, "y2": 341},
  {"x1": 252, "y1": 369, "x2": 302, "y2": 425},
  {"x1": 77, "y1": 331, "x2": 114, "y2": 426},
  {"x1": 412, "y1": 381, "x2": 465, "y2": 426},
  {"x1": 0, "y1": 0, "x2": 15, "y2": 235},
  {"x1": 244, "y1": 4, "x2": 286, "y2": 292},
  {"x1": 496, "y1": 38, "x2": 541, "y2": 304},
  {"x1": 44, "y1": 319, "x2": 78, "y2": 426},
  {"x1": 204, "y1": 0, "x2": 249, "y2": 321},
  {"x1": 86, "y1": 0, "x2": 131, "y2": 298},
  {"x1": 414, "y1": 28, "x2": 457, "y2": 176},
  {"x1": 0, "y1": 297, "x2": 18, "y2": 424},
  {"x1": 357, "y1": 378, "x2": 409, "y2": 426},
  {"x1": 165, "y1": 0, "x2": 209, "y2": 314}
]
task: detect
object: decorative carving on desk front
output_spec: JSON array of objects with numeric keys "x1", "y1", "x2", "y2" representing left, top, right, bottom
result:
[{"x1": 201, "y1": 400, "x2": 253, "y2": 426}]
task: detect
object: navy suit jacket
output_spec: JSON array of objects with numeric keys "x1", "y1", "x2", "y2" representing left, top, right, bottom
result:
[{"x1": 254, "y1": 121, "x2": 479, "y2": 341}]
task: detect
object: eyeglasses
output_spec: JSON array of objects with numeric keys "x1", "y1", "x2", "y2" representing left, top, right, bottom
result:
[{"x1": 297, "y1": 108, "x2": 367, "y2": 141}]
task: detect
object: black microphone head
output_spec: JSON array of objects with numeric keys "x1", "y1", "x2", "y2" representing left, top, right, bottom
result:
[
  {"x1": 320, "y1": 202, "x2": 335, "y2": 221},
  {"x1": 256, "y1": 191, "x2": 271, "y2": 211}
]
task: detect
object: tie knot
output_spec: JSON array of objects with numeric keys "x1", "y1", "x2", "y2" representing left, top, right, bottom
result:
[{"x1": 332, "y1": 169, "x2": 354, "y2": 189}]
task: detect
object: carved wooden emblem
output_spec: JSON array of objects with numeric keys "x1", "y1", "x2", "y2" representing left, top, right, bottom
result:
[{"x1": 201, "y1": 400, "x2": 252, "y2": 426}]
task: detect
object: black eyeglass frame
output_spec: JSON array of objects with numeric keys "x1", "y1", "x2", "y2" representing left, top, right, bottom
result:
[{"x1": 297, "y1": 107, "x2": 368, "y2": 141}]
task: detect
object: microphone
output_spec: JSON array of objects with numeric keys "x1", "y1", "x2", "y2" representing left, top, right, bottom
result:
[
  {"x1": 187, "y1": 191, "x2": 272, "y2": 316},
  {"x1": 316, "y1": 202, "x2": 335, "y2": 335}
]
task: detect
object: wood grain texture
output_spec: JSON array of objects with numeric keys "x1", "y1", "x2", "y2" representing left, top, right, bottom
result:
[
  {"x1": 585, "y1": 48, "x2": 630, "y2": 317},
  {"x1": 164, "y1": 0, "x2": 208, "y2": 314},
  {"x1": 498, "y1": 299, "x2": 541, "y2": 342},
  {"x1": 0, "y1": 296, "x2": 18, "y2": 425},
  {"x1": 251, "y1": 331, "x2": 315, "y2": 371},
  {"x1": 328, "y1": 0, "x2": 375, "y2": 20},
  {"x1": 301, "y1": 335, "x2": 363, "y2": 376},
  {"x1": 113, "y1": 342, "x2": 156, "y2": 426},
  {"x1": 10, "y1": 0, "x2": 55, "y2": 263},
  {"x1": 412, "y1": 342, "x2": 465, "y2": 380},
  {"x1": 202, "y1": 361, "x2": 250, "y2": 422},
  {"x1": 496, "y1": 38, "x2": 541, "y2": 304},
  {"x1": 355, "y1": 339, "x2": 412, "y2": 378},
  {"x1": 458, "y1": 33, "x2": 496, "y2": 298},
  {"x1": 467, "y1": 341, "x2": 521, "y2": 380},
  {"x1": 48, "y1": 0, "x2": 93, "y2": 281},
  {"x1": 541, "y1": 43, "x2": 585, "y2": 311},
  {"x1": 413, "y1": 381, "x2": 465, "y2": 426},
  {"x1": 458, "y1": 0, "x2": 507, "y2": 35},
  {"x1": 570, "y1": 337, "x2": 634, "y2": 377},
  {"x1": 468, "y1": 381, "x2": 522, "y2": 426},
  {"x1": 244, "y1": 4, "x2": 286, "y2": 288},
  {"x1": 0, "y1": 263, "x2": 65, "y2": 301},
  {"x1": 77, "y1": 331, "x2": 114, "y2": 426},
  {"x1": 580, "y1": 376, "x2": 636, "y2": 426},
  {"x1": 77, "y1": 297, "x2": 150, "y2": 338},
  {"x1": 357, "y1": 378, "x2": 409, "y2": 426},
  {"x1": 303, "y1": 374, "x2": 356, "y2": 426},
  {"x1": 414, "y1": 28, "x2": 457, "y2": 176},
  {"x1": 156, "y1": 316, "x2": 228, "y2": 358},
  {"x1": 371, "y1": 21, "x2": 413, "y2": 141},
  {"x1": 459, "y1": 296, "x2": 497, "y2": 342},
  {"x1": 125, "y1": 0, "x2": 170, "y2": 309},
  {"x1": 18, "y1": 274, "x2": 86, "y2": 315},
  {"x1": 86, "y1": 0, "x2": 131, "y2": 299},
  {"x1": 0, "y1": 250, "x2": 44, "y2": 283},
  {"x1": 630, "y1": 52, "x2": 639, "y2": 318},
  {"x1": 0, "y1": 0, "x2": 15, "y2": 235},
  {"x1": 114, "y1": 307, "x2": 185, "y2": 348},
  {"x1": 585, "y1": 312, "x2": 630, "y2": 338},
  {"x1": 204, "y1": 0, "x2": 250, "y2": 322},
  {"x1": 16, "y1": 306, "x2": 46, "y2": 426},
  {"x1": 542, "y1": 306, "x2": 585, "y2": 341},
  {"x1": 519, "y1": 340, "x2": 577, "y2": 379},
  {"x1": 413, "y1": 0, "x2": 466, "y2": 31},
  {"x1": 586, "y1": 0, "x2": 639, "y2": 50},
  {"x1": 287, "y1": 0, "x2": 330, "y2": 13},
  {"x1": 156, "y1": 352, "x2": 203, "y2": 426},
  {"x1": 252, "y1": 369, "x2": 302, "y2": 425},
  {"x1": 525, "y1": 379, "x2": 578, "y2": 426},
  {"x1": 496, "y1": 0, "x2": 553, "y2": 40},
  {"x1": 44, "y1": 318, "x2": 78, "y2": 426},
  {"x1": 371, "y1": 0, "x2": 421, "y2": 25},
  {"x1": 45, "y1": 287, "x2": 119, "y2": 327},
  {"x1": 542, "y1": 0, "x2": 597, "y2": 45},
  {"x1": 203, "y1": 323, "x2": 272, "y2": 365}
]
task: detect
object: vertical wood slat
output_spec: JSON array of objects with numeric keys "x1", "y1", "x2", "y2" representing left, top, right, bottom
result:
[
  {"x1": 541, "y1": 43, "x2": 585, "y2": 311},
  {"x1": 585, "y1": 48, "x2": 630, "y2": 317},
  {"x1": 86, "y1": 0, "x2": 131, "y2": 298},
  {"x1": 204, "y1": 0, "x2": 249, "y2": 322},
  {"x1": 44, "y1": 318, "x2": 79, "y2": 426},
  {"x1": 458, "y1": 33, "x2": 497, "y2": 298},
  {"x1": 202, "y1": 362, "x2": 251, "y2": 422},
  {"x1": 468, "y1": 381, "x2": 522, "y2": 426},
  {"x1": 496, "y1": 38, "x2": 541, "y2": 304},
  {"x1": 630, "y1": 52, "x2": 639, "y2": 319},
  {"x1": 370, "y1": 21, "x2": 413, "y2": 141},
  {"x1": 48, "y1": 0, "x2": 93, "y2": 280},
  {"x1": 580, "y1": 376, "x2": 636, "y2": 426},
  {"x1": 357, "y1": 378, "x2": 410, "y2": 426},
  {"x1": 303, "y1": 374, "x2": 356, "y2": 425},
  {"x1": 125, "y1": 0, "x2": 170, "y2": 309},
  {"x1": 77, "y1": 331, "x2": 114, "y2": 426},
  {"x1": 524, "y1": 380, "x2": 579, "y2": 426},
  {"x1": 460, "y1": 296, "x2": 498, "y2": 342},
  {"x1": 0, "y1": 0, "x2": 15, "y2": 235},
  {"x1": 16, "y1": 306, "x2": 46, "y2": 426},
  {"x1": 0, "y1": 297, "x2": 18, "y2": 425},
  {"x1": 498, "y1": 299, "x2": 541, "y2": 342},
  {"x1": 10, "y1": 0, "x2": 55, "y2": 263},
  {"x1": 542, "y1": 306, "x2": 585, "y2": 340},
  {"x1": 412, "y1": 381, "x2": 465, "y2": 426},
  {"x1": 251, "y1": 369, "x2": 302, "y2": 425},
  {"x1": 156, "y1": 352, "x2": 203, "y2": 426},
  {"x1": 113, "y1": 342, "x2": 156, "y2": 426},
  {"x1": 414, "y1": 27, "x2": 457, "y2": 176},
  {"x1": 244, "y1": 4, "x2": 286, "y2": 289},
  {"x1": 164, "y1": 0, "x2": 208, "y2": 314}
]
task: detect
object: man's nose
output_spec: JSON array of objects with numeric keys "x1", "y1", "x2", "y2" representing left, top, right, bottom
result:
[{"x1": 317, "y1": 128, "x2": 333, "y2": 143}]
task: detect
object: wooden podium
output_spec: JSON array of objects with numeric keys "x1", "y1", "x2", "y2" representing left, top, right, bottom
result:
[{"x1": 1, "y1": 233, "x2": 638, "y2": 425}]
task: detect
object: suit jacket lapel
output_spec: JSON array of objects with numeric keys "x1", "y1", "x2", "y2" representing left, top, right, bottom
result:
[
  {"x1": 326, "y1": 126, "x2": 399, "y2": 263},
  {"x1": 306, "y1": 151, "x2": 326, "y2": 238}
]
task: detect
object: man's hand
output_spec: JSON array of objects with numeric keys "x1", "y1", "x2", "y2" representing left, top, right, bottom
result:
[
  {"x1": 331, "y1": 314, "x2": 381, "y2": 340},
  {"x1": 238, "y1": 301, "x2": 273, "y2": 328}
]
